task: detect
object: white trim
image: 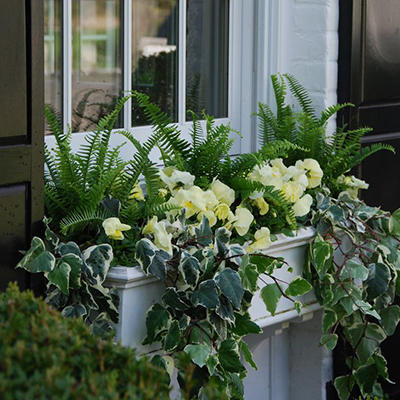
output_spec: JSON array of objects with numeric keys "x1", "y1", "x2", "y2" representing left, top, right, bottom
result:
[
  {"x1": 62, "y1": 0, "x2": 72, "y2": 131},
  {"x1": 178, "y1": 0, "x2": 187, "y2": 125},
  {"x1": 123, "y1": 0, "x2": 132, "y2": 129}
]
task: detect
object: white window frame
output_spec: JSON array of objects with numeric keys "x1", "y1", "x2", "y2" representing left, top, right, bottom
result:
[{"x1": 45, "y1": 0, "x2": 282, "y2": 161}]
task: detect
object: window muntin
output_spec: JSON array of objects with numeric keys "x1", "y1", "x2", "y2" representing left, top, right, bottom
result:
[{"x1": 71, "y1": 0, "x2": 123, "y2": 132}]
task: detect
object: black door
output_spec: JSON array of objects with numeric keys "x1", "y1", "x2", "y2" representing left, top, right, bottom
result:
[
  {"x1": 0, "y1": 1, "x2": 44, "y2": 291},
  {"x1": 338, "y1": 1, "x2": 400, "y2": 398}
]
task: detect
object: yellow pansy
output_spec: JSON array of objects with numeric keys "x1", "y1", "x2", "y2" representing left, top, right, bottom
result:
[
  {"x1": 233, "y1": 207, "x2": 254, "y2": 236},
  {"x1": 211, "y1": 179, "x2": 235, "y2": 206},
  {"x1": 173, "y1": 186, "x2": 207, "y2": 218},
  {"x1": 159, "y1": 167, "x2": 195, "y2": 193},
  {"x1": 143, "y1": 216, "x2": 158, "y2": 235},
  {"x1": 281, "y1": 181, "x2": 304, "y2": 203},
  {"x1": 296, "y1": 159, "x2": 323, "y2": 189},
  {"x1": 102, "y1": 217, "x2": 131, "y2": 241},
  {"x1": 153, "y1": 220, "x2": 173, "y2": 255},
  {"x1": 338, "y1": 175, "x2": 369, "y2": 199},
  {"x1": 270, "y1": 158, "x2": 289, "y2": 176},
  {"x1": 247, "y1": 227, "x2": 272, "y2": 253},
  {"x1": 253, "y1": 197, "x2": 270, "y2": 216},
  {"x1": 203, "y1": 189, "x2": 219, "y2": 210},
  {"x1": 214, "y1": 203, "x2": 231, "y2": 220},
  {"x1": 197, "y1": 210, "x2": 217, "y2": 227},
  {"x1": 293, "y1": 194, "x2": 313, "y2": 217},
  {"x1": 128, "y1": 181, "x2": 145, "y2": 202}
]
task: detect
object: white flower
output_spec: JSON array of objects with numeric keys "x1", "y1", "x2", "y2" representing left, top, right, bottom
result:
[
  {"x1": 249, "y1": 163, "x2": 284, "y2": 190},
  {"x1": 233, "y1": 207, "x2": 254, "y2": 236},
  {"x1": 197, "y1": 210, "x2": 217, "y2": 227},
  {"x1": 102, "y1": 218, "x2": 131, "y2": 240},
  {"x1": 214, "y1": 203, "x2": 231, "y2": 220},
  {"x1": 203, "y1": 189, "x2": 219, "y2": 210},
  {"x1": 338, "y1": 175, "x2": 369, "y2": 199},
  {"x1": 286, "y1": 166, "x2": 309, "y2": 189},
  {"x1": 128, "y1": 181, "x2": 145, "y2": 202},
  {"x1": 270, "y1": 158, "x2": 289, "y2": 176},
  {"x1": 281, "y1": 181, "x2": 304, "y2": 203},
  {"x1": 159, "y1": 167, "x2": 195, "y2": 193},
  {"x1": 153, "y1": 220, "x2": 173, "y2": 255},
  {"x1": 211, "y1": 179, "x2": 235, "y2": 206},
  {"x1": 253, "y1": 198, "x2": 270, "y2": 215},
  {"x1": 173, "y1": 186, "x2": 207, "y2": 218},
  {"x1": 143, "y1": 216, "x2": 158, "y2": 235},
  {"x1": 293, "y1": 194, "x2": 313, "y2": 217},
  {"x1": 246, "y1": 227, "x2": 272, "y2": 253},
  {"x1": 296, "y1": 159, "x2": 323, "y2": 189}
]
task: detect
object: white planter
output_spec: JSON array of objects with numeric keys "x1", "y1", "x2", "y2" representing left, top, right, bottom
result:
[{"x1": 105, "y1": 226, "x2": 332, "y2": 400}]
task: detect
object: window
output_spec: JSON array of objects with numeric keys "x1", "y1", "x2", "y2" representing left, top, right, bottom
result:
[{"x1": 44, "y1": 0, "x2": 230, "y2": 137}]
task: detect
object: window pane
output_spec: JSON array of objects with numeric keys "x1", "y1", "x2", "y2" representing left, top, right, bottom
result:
[
  {"x1": 72, "y1": 0, "x2": 123, "y2": 132},
  {"x1": 132, "y1": 0, "x2": 179, "y2": 126},
  {"x1": 186, "y1": 0, "x2": 229, "y2": 119},
  {"x1": 44, "y1": 0, "x2": 62, "y2": 135}
]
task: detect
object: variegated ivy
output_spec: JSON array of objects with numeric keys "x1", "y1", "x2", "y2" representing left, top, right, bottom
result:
[
  {"x1": 135, "y1": 213, "x2": 313, "y2": 399},
  {"x1": 304, "y1": 192, "x2": 400, "y2": 400},
  {"x1": 16, "y1": 218, "x2": 119, "y2": 337}
]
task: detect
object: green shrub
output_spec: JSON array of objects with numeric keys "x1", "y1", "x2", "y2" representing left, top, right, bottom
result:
[{"x1": 0, "y1": 283, "x2": 171, "y2": 400}]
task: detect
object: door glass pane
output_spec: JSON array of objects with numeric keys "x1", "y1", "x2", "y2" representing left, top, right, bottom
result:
[
  {"x1": 186, "y1": 0, "x2": 229, "y2": 119},
  {"x1": 132, "y1": 0, "x2": 179, "y2": 126},
  {"x1": 44, "y1": 0, "x2": 62, "y2": 135},
  {"x1": 72, "y1": 0, "x2": 123, "y2": 132}
]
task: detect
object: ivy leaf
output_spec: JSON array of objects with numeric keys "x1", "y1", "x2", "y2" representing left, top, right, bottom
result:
[
  {"x1": 184, "y1": 344, "x2": 211, "y2": 368},
  {"x1": 215, "y1": 268, "x2": 244, "y2": 310},
  {"x1": 334, "y1": 375, "x2": 354, "y2": 400},
  {"x1": 16, "y1": 237, "x2": 56, "y2": 273},
  {"x1": 206, "y1": 355, "x2": 219, "y2": 375},
  {"x1": 238, "y1": 263, "x2": 259, "y2": 293},
  {"x1": 208, "y1": 312, "x2": 228, "y2": 341},
  {"x1": 285, "y1": 277, "x2": 312, "y2": 297},
  {"x1": 179, "y1": 256, "x2": 200, "y2": 288},
  {"x1": 148, "y1": 249, "x2": 170, "y2": 282},
  {"x1": 179, "y1": 315, "x2": 191, "y2": 331},
  {"x1": 164, "y1": 320, "x2": 181, "y2": 352},
  {"x1": 232, "y1": 312, "x2": 262, "y2": 336},
  {"x1": 58, "y1": 241, "x2": 81, "y2": 257},
  {"x1": 323, "y1": 309, "x2": 337, "y2": 333},
  {"x1": 189, "y1": 321, "x2": 213, "y2": 346},
  {"x1": 218, "y1": 339, "x2": 245, "y2": 373},
  {"x1": 239, "y1": 340, "x2": 257, "y2": 370},
  {"x1": 379, "y1": 305, "x2": 400, "y2": 336},
  {"x1": 162, "y1": 288, "x2": 191, "y2": 311},
  {"x1": 250, "y1": 255, "x2": 283, "y2": 275},
  {"x1": 143, "y1": 304, "x2": 171, "y2": 344},
  {"x1": 260, "y1": 284, "x2": 282, "y2": 316},
  {"x1": 357, "y1": 324, "x2": 387, "y2": 364},
  {"x1": 47, "y1": 260, "x2": 71, "y2": 295},
  {"x1": 61, "y1": 304, "x2": 87, "y2": 319},
  {"x1": 191, "y1": 280, "x2": 220, "y2": 309},
  {"x1": 60, "y1": 254, "x2": 82, "y2": 289},
  {"x1": 216, "y1": 295, "x2": 235, "y2": 324},
  {"x1": 135, "y1": 239, "x2": 156, "y2": 274},
  {"x1": 82, "y1": 244, "x2": 113, "y2": 285},
  {"x1": 312, "y1": 234, "x2": 334, "y2": 279},
  {"x1": 227, "y1": 244, "x2": 246, "y2": 266},
  {"x1": 195, "y1": 217, "x2": 212, "y2": 246},
  {"x1": 214, "y1": 228, "x2": 231, "y2": 257},
  {"x1": 340, "y1": 258, "x2": 369, "y2": 281},
  {"x1": 374, "y1": 353, "x2": 390, "y2": 381},
  {"x1": 366, "y1": 263, "x2": 391, "y2": 300},
  {"x1": 355, "y1": 364, "x2": 378, "y2": 397},
  {"x1": 89, "y1": 285, "x2": 119, "y2": 324},
  {"x1": 320, "y1": 333, "x2": 338, "y2": 351},
  {"x1": 389, "y1": 208, "x2": 400, "y2": 237}
]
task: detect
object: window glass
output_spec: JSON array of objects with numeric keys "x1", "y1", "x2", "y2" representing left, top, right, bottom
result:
[
  {"x1": 44, "y1": 0, "x2": 62, "y2": 135},
  {"x1": 72, "y1": 0, "x2": 123, "y2": 132},
  {"x1": 131, "y1": 0, "x2": 179, "y2": 126},
  {"x1": 186, "y1": 0, "x2": 229, "y2": 119}
]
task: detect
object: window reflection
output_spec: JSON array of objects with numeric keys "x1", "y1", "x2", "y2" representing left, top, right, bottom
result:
[
  {"x1": 44, "y1": 0, "x2": 62, "y2": 135},
  {"x1": 186, "y1": 0, "x2": 229, "y2": 119},
  {"x1": 132, "y1": 0, "x2": 179, "y2": 126},
  {"x1": 72, "y1": 0, "x2": 123, "y2": 132}
]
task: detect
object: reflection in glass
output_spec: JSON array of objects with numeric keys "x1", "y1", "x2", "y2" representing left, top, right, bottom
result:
[
  {"x1": 186, "y1": 0, "x2": 229, "y2": 119},
  {"x1": 44, "y1": 0, "x2": 62, "y2": 135},
  {"x1": 72, "y1": 0, "x2": 123, "y2": 132},
  {"x1": 132, "y1": 0, "x2": 178, "y2": 126}
]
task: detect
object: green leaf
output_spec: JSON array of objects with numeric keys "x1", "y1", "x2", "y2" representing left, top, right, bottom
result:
[
  {"x1": 215, "y1": 268, "x2": 244, "y2": 310},
  {"x1": 356, "y1": 324, "x2": 387, "y2": 364},
  {"x1": 312, "y1": 234, "x2": 334, "y2": 279},
  {"x1": 143, "y1": 304, "x2": 172, "y2": 344},
  {"x1": 232, "y1": 312, "x2": 262, "y2": 336},
  {"x1": 374, "y1": 353, "x2": 389, "y2": 380},
  {"x1": 60, "y1": 254, "x2": 82, "y2": 289},
  {"x1": 214, "y1": 227, "x2": 231, "y2": 257},
  {"x1": 179, "y1": 256, "x2": 200, "y2": 289},
  {"x1": 89, "y1": 285, "x2": 119, "y2": 323},
  {"x1": 148, "y1": 249, "x2": 170, "y2": 282},
  {"x1": 355, "y1": 364, "x2": 378, "y2": 397},
  {"x1": 83, "y1": 244, "x2": 113, "y2": 285},
  {"x1": 195, "y1": 217, "x2": 213, "y2": 246},
  {"x1": 216, "y1": 295, "x2": 235, "y2": 324},
  {"x1": 208, "y1": 312, "x2": 228, "y2": 341},
  {"x1": 191, "y1": 280, "x2": 220, "y2": 309},
  {"x1": 334, "y1": 375, "x2": 354, "y2": 400},
  {"x1": 366, "y1": 263, "x2": 391, "y2": 300},
  {"x1": 162, "y1": 288, "x2": 191, "y2": 311},
  {"x1": 239, "y1": 340, "x2": 257, "y2": 370},
  {"x1": 189, "y1": 321, "x2": 213, "y2": 346},
  {"x1": 16, "y1": 237, "x2": 56, "y2": 273},
  {"x1": 61, "y1": 304, "x2": 87, "y2": 318},
  {"x1": 260, "y1": 284, "x2": 282, "y2": 316},
  {"x1": 239, "y1": 263, "x2": 259, "y2": 292},
  {"x1": 135, "y1": 238, "x2": 156, "y2": 274},
  {"x1": 389, "y1": 208, "x2": 400, "y2": 237},
  {"x1": 47, "y1": 261, "x2": 71, "y2": 295},
  {"x1": 218, "y1": 339, "x2": 245, "y2": 373},
  {"x1": 250, "y1": 255, "x2": 283, "y2": 275},
  {"x1": 340, "y1": 258, "x2": 369, "y2": 281},
  {"x1": 294, "y1": 301, "x2": 302, "y2": 315},
  {"x1": 206, "y1": 355, "x2": 219, "y2": 375},
  {"x1": 379, "y1": 305, "x2": 400, "y2": 336},
  {"x1": 58, "y1": 241, "x2": 81, "y2": 257},
  {"x1": 320, "y1": 333, "x2": 338, "y2": 351},
  {"x1": 164, "y1": 320, "x2": 181, "y2": 352},
  {"x1": 184, "y1": 344, "x2": 211, "y2": 368},
  {"x1": 323, "y1": 309, "x2": 337, "y2": 333},
  {"x1": 179, "y1": 314, "x2": 191, "y2": 331},
  {"x1": 285, "y1": 277, "x2": 312, "y2": 297}
]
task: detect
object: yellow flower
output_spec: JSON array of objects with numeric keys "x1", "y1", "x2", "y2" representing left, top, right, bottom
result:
[
  {"x1": 153, "y1": 220, "x2": 173, "y2": 255},
  {"x1": 253, "y1": 198, "x2": 270, "y2": 216},
  {"x1": 249, "y1": 163, "x2": 284, "y2": 190},
  {"x1": 270, "y1": 158, "x2": 289, "y2": 176},
  {"x1": 173, "y1": 186, "x2": 207, "y2": 218},
  {"x1": 281, "y1": 181, "x2": 304, "y2": 203},
  {"x1": 158, "y1": 188, "x2": 168, "y2": 198},
  {"x1": 293, "y1": 194, "x2": 313, "y2": 217},
  {"x1": 197, "y1": 210, "x2": 217, "y2": 227},
  {"x1": 159, "y1": 167, "x2": 195, "y2": 193},
  {"x1": 296, "y1": 159, "x2": 323, "y2": 189},
  {"x1": 233, "y1": 207, "x2": 254, "y2": 236},
  {"x1": 143, "y1": 216, "x2": 158, "y2": 235},
  {"x1": 102, "y1": 218, "x2": 131, "y2": 241},
  {"x1": 203, "y1": 189, "x2": 219, "y2": 210},
  {"x1": 211, "y1": 179, "x2": 235, "y2": 206},
  {"x1": 128, "y1": 181, "x2": 145, "y2": 202},
  {"x1": 247, "y1": 227, "x2": 272, "y2": 253},
  {"x1": 338, "y1": 175, "x2": 369, "y2": 199},
  {"x1": 214, "y1": 203, "x2": 231, "y2": 220}
]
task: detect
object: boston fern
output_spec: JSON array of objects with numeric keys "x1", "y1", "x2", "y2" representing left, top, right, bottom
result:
[
  {"x1": 256, "y1": 74, "x2": 395, "y2": 192},
  {"x1": 135, "y1": 214, "x2": 313, "y2": 399},
  {"x1": 304, "y1": 193, "x2": 400, "y2": 399}
]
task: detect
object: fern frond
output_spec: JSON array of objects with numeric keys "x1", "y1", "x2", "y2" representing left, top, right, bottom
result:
[
  {"x1": 347, "y1": 144, "x2": 395, "y2": 173},
  {"x1": 319, "y1": 103, "x2": 354, "y2": 126},
  {"x1": 60, "y1": 207, "x2": 110, "y2": 236},
  {"x1": 146, "y1": 202, "x2": 181, "y2": 219}
]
